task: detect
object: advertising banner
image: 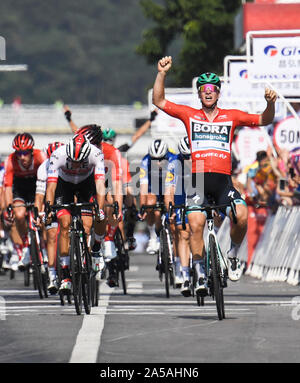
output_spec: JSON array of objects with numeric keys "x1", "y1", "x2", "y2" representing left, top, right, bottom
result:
[{"x1": 250, "y1": 36, "x2": 300, "y2": 87}]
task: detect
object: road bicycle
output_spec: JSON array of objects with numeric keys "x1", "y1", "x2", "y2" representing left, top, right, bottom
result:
[
  {"x1": 11, "y1": 203, "x2": 49, "y2": 299},
  {"x1": 47, "y1": 200, "x2": 100, "y2": 315},
  {"x1": 171, "y1": 197, "x2": 237, "y2": 320},
  {"x1": 140, "y1": 201, "x2": 175, "y2": 298}
]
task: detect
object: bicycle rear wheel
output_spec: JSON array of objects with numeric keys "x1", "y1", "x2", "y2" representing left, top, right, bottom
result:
[
  {"x1": 91, "y1": 273, "x2": 100, "y2": 307},
  {"x1": 209, "y1": 234, "x2": 225, "y2": 320},
  {"x1": 70, "y1": 231, "x2": 83, "y2": 315},
  {"x1": 115, "y1": 229, "x2": 127, "y2": 295}
]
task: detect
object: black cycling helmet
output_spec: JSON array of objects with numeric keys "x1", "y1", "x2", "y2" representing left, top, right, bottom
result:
[
  {"x1": 76, "y1": 124, "x2": 102, "y2": 146},
  {"x1": 196, "y1": 72, "x2": 221, "y2": 90}
]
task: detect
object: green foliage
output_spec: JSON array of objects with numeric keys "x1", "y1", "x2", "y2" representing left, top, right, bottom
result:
[
  {"x1": 137, "y1": 0, "x2": 240, "y2": 87},
  {"x1": 0, "y1": 0, "x2": 157, "y2": 104}
]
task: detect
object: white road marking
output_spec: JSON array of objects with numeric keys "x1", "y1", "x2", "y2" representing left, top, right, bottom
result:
[{"x1": 69, "y1": 283, "x2": 113, "y2": 363}]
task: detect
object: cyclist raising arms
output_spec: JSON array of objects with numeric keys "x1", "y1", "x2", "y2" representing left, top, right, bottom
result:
[
  {"x1": 46, "y1": 134, "x2": 105, "y2": 292},
  {"x1": 153, "y1": 56, "x2": 277, "y2": 293}
]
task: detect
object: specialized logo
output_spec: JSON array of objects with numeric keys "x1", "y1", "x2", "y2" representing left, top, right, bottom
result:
[
  {"x1": 239, "y1": 69, "x2": 248, "y2": 79},
  {"x1": 228, "y1": 190, "x2": 235, "y2": 198},
  {"x1": 264, "y1": 45, "x2": 278, "y2": 57}
]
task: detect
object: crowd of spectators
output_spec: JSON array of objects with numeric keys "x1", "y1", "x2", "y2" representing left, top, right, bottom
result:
[{"x1": 232, "y1": 143, "x2": 300, "y2": 213}]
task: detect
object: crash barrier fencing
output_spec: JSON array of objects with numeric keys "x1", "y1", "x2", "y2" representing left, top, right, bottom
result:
[{"x1": 216, "y1": 206, "x2": 300, "y2": 286}]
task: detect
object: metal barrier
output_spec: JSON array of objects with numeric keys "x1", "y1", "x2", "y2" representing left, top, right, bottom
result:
[{"x1": 216, "y1": 206, "x2": 300, "y2": 286}]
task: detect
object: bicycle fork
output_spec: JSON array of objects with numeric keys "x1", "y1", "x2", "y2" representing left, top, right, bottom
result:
[{"x1": 206, "y1": 219, "x2": 228, "y2": 288}]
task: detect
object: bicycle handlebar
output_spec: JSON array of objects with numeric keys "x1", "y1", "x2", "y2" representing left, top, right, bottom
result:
[
  {"x1": 105, "y1": 201, "x2": 119, "y2": 217},
  {"x1": 11, "y1": 202, "x2": 39, "y2": 220},
  {"x1": 168, "y1": 198, "x2": 238, "y2": 225}
]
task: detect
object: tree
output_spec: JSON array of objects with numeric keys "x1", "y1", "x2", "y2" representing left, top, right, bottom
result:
[
  {"x1": 0, "y1": 0, "x2": 157, "y2": 104},
  {"x1": 136, "y1": 0, "x2": 240, "y2": 86}
]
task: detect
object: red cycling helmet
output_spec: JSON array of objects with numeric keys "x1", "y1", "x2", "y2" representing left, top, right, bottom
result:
[
  {"x1": 76, "y1": 124, "x2": 102, "y2": 146},
  {"x1": 12, "y1": 133, "x2": 34, "y2": 151},
  {"x1": 66, "y1": 133, "x2": 91, "y2": 162},
  {"x1": 46, "y1": 142, "x2": 64, "y2": 158}
]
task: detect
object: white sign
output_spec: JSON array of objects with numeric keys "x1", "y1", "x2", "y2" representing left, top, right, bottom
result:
[
  {"x1": 235, "y1": 127, "x2": 269, "y2": 170},
  {"x1": 148, "y1": 88, "x2": 195, "y2": 136},
  {"x1": 250, "y1": 36, "x2": 300, "y2": 83},
  {"x1": 273, "y1": 116, "x2": 300, "y2": 151}
]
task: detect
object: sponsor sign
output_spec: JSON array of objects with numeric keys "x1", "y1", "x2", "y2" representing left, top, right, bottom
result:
[
  {"x1": 273, "y1": 115, "x2": 300, "y2": 151},
  {"x1": 250, "y1": 36, "x2": 300, "y2": 83}
]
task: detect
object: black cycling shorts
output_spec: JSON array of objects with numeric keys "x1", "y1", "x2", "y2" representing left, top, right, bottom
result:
[
  {"x1": 54, "y1": 174, "x2": 96, "y2": 215},
  {"x1": 186, "y1": 172, "x2": 245, "y2": 215},
  {"x1": 13, "y1": 176, "x2": 37, "y2": 203}
]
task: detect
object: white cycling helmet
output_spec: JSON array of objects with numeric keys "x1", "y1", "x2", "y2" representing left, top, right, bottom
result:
[
  {"x1": 178, "y1": 136, "x2": 191, "y2": 156},
  {"x1": 149, "y1": 139, "x2": 168, "y2": 159},
  {"x1": 66, "y1": 133, "x2": 91, "y2": 162}
]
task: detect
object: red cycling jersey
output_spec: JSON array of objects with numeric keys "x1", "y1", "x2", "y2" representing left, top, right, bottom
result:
[
  {"x1": 121, "y1": 156, "x2": 132, "y2": 186},
  {"x1": 163, "y1": 100, "x2": 260, "y2": 175},
  {"x1": 4, "y1": 149, "x2": 47, "y2": 187},
  {"x1": 101, "y1": 142, "x2": 122, "y2": 182}
]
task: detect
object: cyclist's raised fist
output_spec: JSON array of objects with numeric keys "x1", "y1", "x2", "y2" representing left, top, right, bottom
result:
[
  {"x1": 158, "y1": 56, "x2": 172, "y2": 73},
  {"x1": 264, "y1": 88, "x2": 277, "y2": 103}
]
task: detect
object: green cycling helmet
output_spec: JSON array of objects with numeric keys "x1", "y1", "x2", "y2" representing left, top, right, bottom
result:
[
  {"x1": 102, "y1": 127, "x2": 116, "y2": 141},
  {"x1": 196, "y1": 72, "x2": 221, "y2": 89}
]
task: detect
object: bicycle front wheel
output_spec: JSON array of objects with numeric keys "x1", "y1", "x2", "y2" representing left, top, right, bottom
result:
[
  {"x1": 160, "y1": 230, "x2": 170, "y2": 298},
  {"x1": 70, "y1": 231, "x2": 83, "y2": 315},
  {"x1": 82, "y1": 248, "x2": 92, "y2": 314},
  {"x1": 209, "y1": 234, "x2": 225, "y2": 320},
  {"x1": 30, "y1": 231, "x2": 44, "y2": 299}
]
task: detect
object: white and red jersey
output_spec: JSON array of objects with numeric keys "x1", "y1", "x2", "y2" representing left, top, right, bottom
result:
[
  {"x1": 163, "y1": 100, "x2": 260, "y2": 175},
  {"x1": 47, "y1": 144, "x2": 105, "y2": 184},
  {"x1": 4, "y1": 149, "x2": 47, "y2": 187}
]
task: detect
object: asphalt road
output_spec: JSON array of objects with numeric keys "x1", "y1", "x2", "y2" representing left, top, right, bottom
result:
[{"x1": 0, "y1": 252, "x2": 300, "y2": 366}]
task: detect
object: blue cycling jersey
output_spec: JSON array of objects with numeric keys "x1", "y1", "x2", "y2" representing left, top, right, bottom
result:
[
  {"x1": 165, "y1": 153, "x2": 192, "y2": 204},
  {"x1": 140, "y1": 151, "x2": 177, "y2": 196}
]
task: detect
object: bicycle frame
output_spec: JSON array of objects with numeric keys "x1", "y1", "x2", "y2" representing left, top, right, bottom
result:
[{"x1": 204, "y1": 209, "x2": 228, "y2": 287}]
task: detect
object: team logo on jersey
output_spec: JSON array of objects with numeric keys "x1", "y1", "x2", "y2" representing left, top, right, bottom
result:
[
  {"x1": 165, "y1": 171, "x2": 174, "y2": 183},
  {"x1": 139, "y1": 168, "x2": 146, "y2": 179},
  {"x1": 191, "y1": 122, "x2": 231, "y2": 143}
]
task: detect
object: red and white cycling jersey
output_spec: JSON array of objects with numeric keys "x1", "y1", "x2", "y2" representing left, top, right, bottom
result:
[
  {"x1": 163, "y1": 100, "x2": 260, "y2": 175},
  {"x1": 47, "y1": 144, "x2": 105, "y2": 184},
  {"x1": 101, "y1": 141, "x2": 122, "y2": 182},
  {"x1": 4, "y1": 149, "x2": 47, "y2": 187}
]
